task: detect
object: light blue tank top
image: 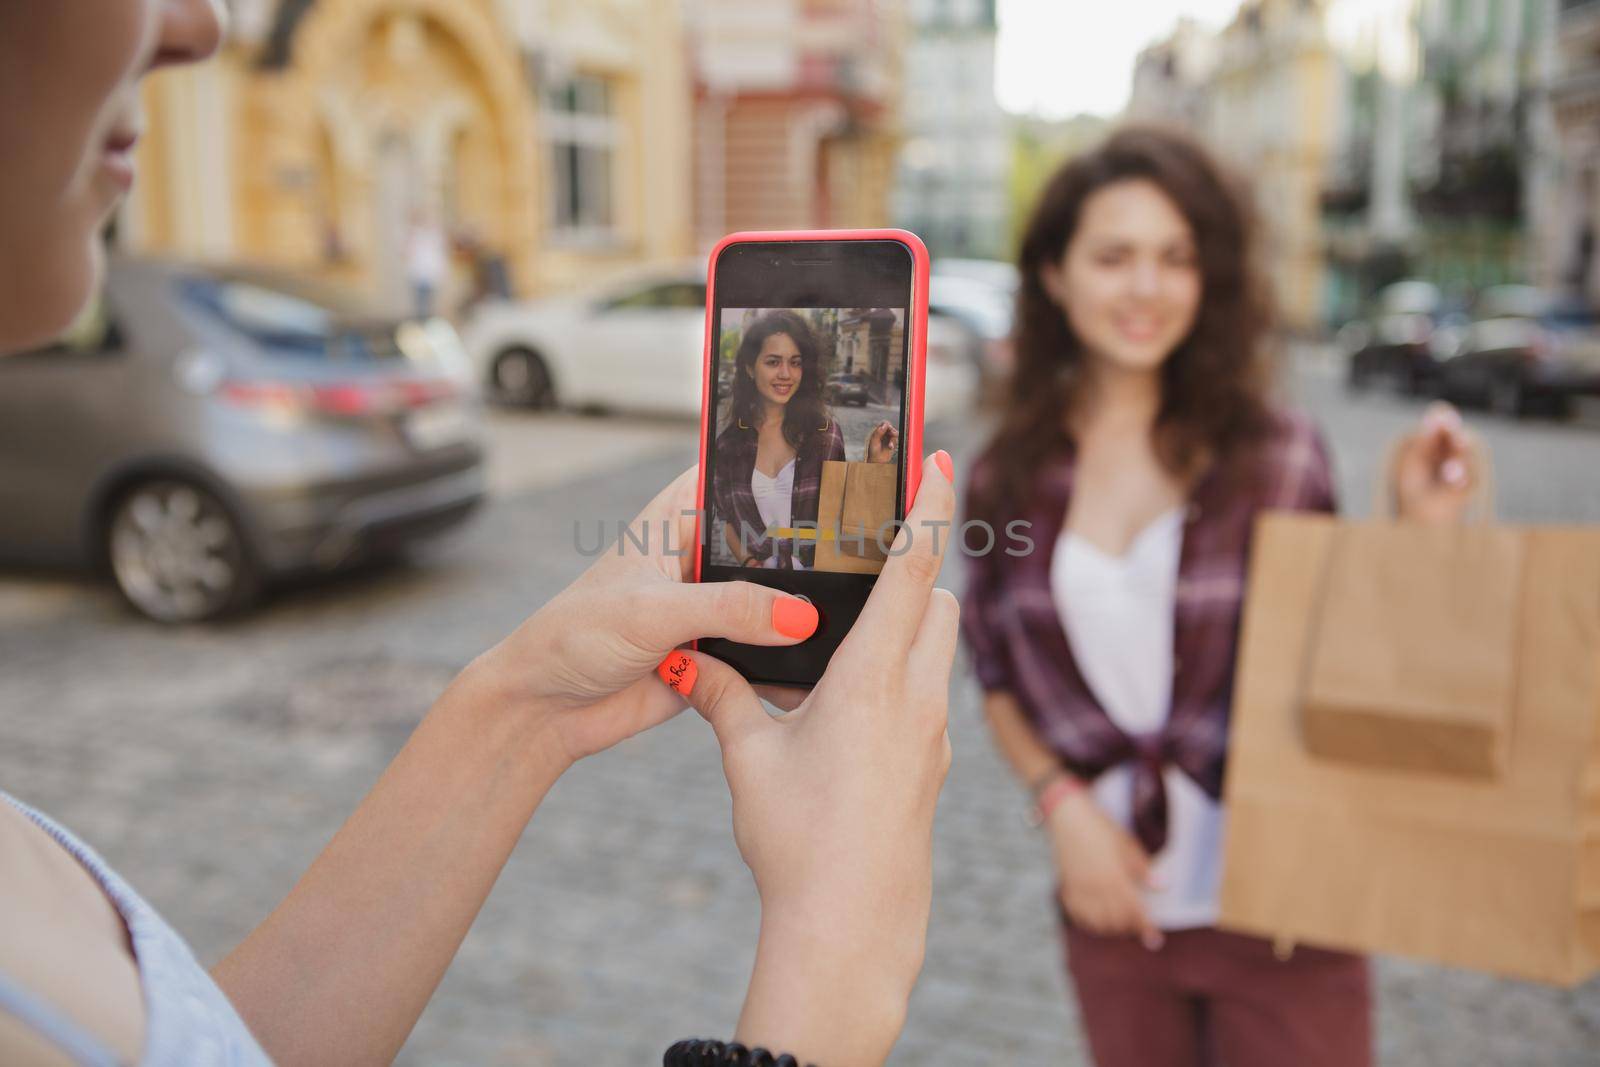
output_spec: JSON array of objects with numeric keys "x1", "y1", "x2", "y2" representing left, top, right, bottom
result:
[{"x1": 0, "y1": 793, "x2": 274, "y2": 1066}]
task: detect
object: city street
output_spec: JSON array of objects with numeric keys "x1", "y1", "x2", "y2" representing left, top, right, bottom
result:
[
  {"x1": 834, "y1": 400, "x2": 903, "y2": 461},
  {"x1": 3, "y1": 358, "x2": 1599, "y2": 1065}
]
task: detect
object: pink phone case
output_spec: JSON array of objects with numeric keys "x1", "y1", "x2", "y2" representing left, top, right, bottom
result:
[{"x1": 692, "y1": 228, "x2": 931, "y2": 586}]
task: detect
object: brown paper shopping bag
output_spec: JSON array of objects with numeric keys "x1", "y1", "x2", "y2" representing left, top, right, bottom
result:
[
  {"x1": 839, "y1": 461, "x2": 896, "y2": 562},
  {"x1": 1301, "y1": 524, "x2": 1524, "y2": 776},
  {"x1": 813, "y1": 460, "x2": 888, "y2": 575},
  {"x1": 1220, "y1": 513, "x2": 1600, "y2": 985}
]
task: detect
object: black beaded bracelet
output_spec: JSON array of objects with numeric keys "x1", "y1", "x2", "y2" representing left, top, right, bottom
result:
[{"x1": 663, "y1": 1037, "x2": 816, "y2": 1067}]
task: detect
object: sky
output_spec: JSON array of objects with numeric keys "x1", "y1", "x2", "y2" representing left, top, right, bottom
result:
[{"x1": 994, "y1": 0, "x2": 1249, "y2": 119}]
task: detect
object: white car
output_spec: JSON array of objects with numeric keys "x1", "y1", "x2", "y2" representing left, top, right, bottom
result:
[
  {"x1": 463, "y1": 264, "x2": 708, "y2": 415},
  {"x1": 462, "y1": 262, "x2": 976, "y2": 421}
]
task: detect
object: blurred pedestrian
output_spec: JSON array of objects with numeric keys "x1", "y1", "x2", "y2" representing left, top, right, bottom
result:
[
  {"x1": 452, "y1": 224, "x2": 513, "y2": 314},
  {"x1": 0, "y1": 3, "x2": 958, "y2": 1065},
  {"x1": 961, "y1": 125, "x2": 1478, "y2": 1067},
  {"x1": 403, "y1": 208, "x2": 448, "y2": 319}
]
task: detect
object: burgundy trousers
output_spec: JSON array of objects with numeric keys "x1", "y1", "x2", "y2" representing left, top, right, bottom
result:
[{"x1": 1062, "y1": 921, "x2": 1373, "y2": 1067}]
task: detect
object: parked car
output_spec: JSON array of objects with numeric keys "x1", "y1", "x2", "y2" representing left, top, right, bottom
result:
[
  {"x1": 928, "y1": 271, "x2": 1016, "y2": 383},
  {"x1": 463, "y1": 264, "x2": 707, "y2": 415},
  {"x1": 932, "y1": 257, "x2": 1020, "y2": 294},
  {"x1": 922, "y1": 315, "x2": 982, "y2": 421},
  {"x1": 0, "y1": 257, "x2": 486, "y2": 623},
  {"x1": 1339, "y1": 280, "x2": 1465, "y2": 394},
  {"x1": 827, "y1": 372, "x2": 875, "y2": 406},
  {"x1": 1432, "y1": 288, "x2": 1600, "y2": 418},
  {"x1": 464, "y1": 262, "x2": 979, "y2": 421}
]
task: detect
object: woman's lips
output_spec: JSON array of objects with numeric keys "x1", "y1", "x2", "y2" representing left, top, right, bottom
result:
[
  {"x1": 101, "y1": 130, "x2": 140, "y2": 191},
  {"x1": 1114, "y1": 316, "x2": 1164, "y2": 343}
]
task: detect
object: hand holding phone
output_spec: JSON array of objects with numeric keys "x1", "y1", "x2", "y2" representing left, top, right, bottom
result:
[
  {"x1": 693, "y1": 230, "x2": 930, "y2": 688},
  {"x1": 478, "y1": 465, "x2": 820, "y2": 761},
  {"x1": 674, "y1": 450, "x2": 958, "y2": 1065}
]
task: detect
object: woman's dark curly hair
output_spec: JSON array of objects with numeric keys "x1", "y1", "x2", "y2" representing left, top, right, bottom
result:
[
  {"x1": 970, "y1": 124, "x2": 1280, "y2": 527},
  {"x1": 728, "y1": 310, "x2": 830, "y2": 450}
]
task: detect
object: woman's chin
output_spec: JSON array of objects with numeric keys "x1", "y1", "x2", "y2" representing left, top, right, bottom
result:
[
  {"x1": 1092, "y1": 338, "x2": 1179, "y2": 375},
  {"x1": 0, "y1": 233, "x2": 103, "y2": 356}
]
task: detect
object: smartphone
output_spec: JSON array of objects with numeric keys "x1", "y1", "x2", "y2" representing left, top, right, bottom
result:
[{"x1": 693, "y1": 229, "x2": 929, "y2": 688}]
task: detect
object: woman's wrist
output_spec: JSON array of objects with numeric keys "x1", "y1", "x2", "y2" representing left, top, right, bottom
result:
[
  {"x1": 1043, "y1": 787, "x2": 1095, "y2": 843},
  {"x1": 1027, "y1": 770, "x2": 1085, "y2": 827},
  {"x1": 740, "y1": 908, "x2": 913, "y2": 1066},
  {"x1": 445, "y1": 650, "x2": 574, "y2": 779}
]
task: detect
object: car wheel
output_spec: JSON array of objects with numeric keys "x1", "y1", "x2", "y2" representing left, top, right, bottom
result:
[
  {"x1": 106, "y1": 479, "x2": 260, "y2": 623},
  {"x1": 491, "y1": 347, "x2": 555, "y2": 409},
  {"x1": 1487, "y1": 373, "x2": 1527, "y2": 418}
]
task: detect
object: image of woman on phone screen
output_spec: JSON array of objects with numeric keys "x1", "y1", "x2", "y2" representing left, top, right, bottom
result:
[{"x1": 714, "y1": 309, "x2": 897, "y2": 569}]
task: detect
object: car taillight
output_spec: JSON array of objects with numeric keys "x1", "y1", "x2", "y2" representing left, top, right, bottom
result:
[
  {"x1": 220, "y1": 378, "x2": 457, "y2": 416},
  {"x1": 1527, "y1": 328, "x2": 1554, "y2": 364},
  {"x1": 310, "y1": 382, "x2": 383, "y2": 415},
  {"x1": 219, "y1": 381, "x2": 306, "y2": 410},
  {"x1": 396, "y1": 378, "x2": 459, "y2": 407}
]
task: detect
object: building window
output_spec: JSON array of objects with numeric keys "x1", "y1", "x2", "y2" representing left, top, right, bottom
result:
[{"x1": 544, "y1": 75, "x2": 618, "y2": 242}]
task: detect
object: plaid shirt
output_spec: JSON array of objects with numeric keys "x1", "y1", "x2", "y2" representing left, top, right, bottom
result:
[
  {"x1": 714, "y1": 418, "x2": 846, "y2": 568},
  {"x1": 960, "y1": 408, "x2": 1337, "y2": 855}
]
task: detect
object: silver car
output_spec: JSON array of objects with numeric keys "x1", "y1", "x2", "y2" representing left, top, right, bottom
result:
[{"x1": 0, "y1": 257, "x2": 486, "y2": 623}]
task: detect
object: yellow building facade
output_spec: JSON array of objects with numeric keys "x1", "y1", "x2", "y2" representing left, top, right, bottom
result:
[
  {"x1": 124, "y1": 0, "x2": 694, "y2": 312},
  {"x1": 1206, "y1": 0, "x2": 1338, "y2": 332}
]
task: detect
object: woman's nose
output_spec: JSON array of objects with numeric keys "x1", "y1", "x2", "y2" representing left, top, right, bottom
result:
[
  {"x1": 152, "y1": 0, "x2": 226, "y2": 70},
  {"x1": 1130, "y1": 262, "x2": 1162, "y2": 299}
]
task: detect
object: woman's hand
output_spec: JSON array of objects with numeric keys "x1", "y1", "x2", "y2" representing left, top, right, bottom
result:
[
  {"x1": 866, "y1": 420, "x2": 898, "y2": 463},
  {"x1": 670, "y1": 451, "x2": 958, "y2": 1066},
  {"x1": 1392, "y1": 401, "x2": 1482, "y2": 525},
  {"x1": 217, "y1": 468, "x2": 819, "y2": 1065},
  {"x1": 1049, "y1": 792, "x2": 1163, "y2": 951},
  {"x1": 469, "y1": 467, "x2": 819, "y2": 768}
]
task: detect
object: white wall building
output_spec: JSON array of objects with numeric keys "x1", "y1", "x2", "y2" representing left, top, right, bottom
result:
[
  {"x1": 1128, "y1": 18, "x2": 1219, "y2": 130},
  {"x1": 893, "y1": 0, "x2": 1010, "y2": 261}
]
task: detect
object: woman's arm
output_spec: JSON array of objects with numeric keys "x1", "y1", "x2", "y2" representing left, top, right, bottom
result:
[
  {"x1": 212, "y1": 663, "x2": 564, "y2": 1066},
  {"x1": 982, "y1": 688, "x2": 1064, "y2": 789},
  {"x1": 214, "y1": 469, "x2": 820, "y2": 1066},
  {"x1": 980, "y1": 692, "x2": 1160, "y2": 949}
]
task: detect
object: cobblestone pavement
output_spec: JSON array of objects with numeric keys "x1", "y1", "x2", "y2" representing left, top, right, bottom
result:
[{"x1": 2, "y1": 367, "x2": 1599, "y2": 1065}]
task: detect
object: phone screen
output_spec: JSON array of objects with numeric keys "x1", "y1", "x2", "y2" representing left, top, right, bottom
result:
[{"x1": 699, "y1": 238, "x2": 919, "y2": 687}]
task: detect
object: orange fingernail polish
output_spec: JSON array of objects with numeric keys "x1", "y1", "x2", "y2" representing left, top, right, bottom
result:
[
  {"x1": 772, "y1": 596, "x2": 819, "y2": 640},
  {"x1": 933, "y1": 450, "x2": 954, "y2": 483},
  {"x1": 657, "y1": 651, "x2": 697, "y2": 696}
]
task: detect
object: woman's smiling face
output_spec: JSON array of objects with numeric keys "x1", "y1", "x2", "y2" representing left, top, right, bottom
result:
[
  {"x1": 1041, "y1": 177, "x2": 1202, "y2": 377},
  {"x1": 750, "y1": 331, "x2": 803, "y2": 407}
]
